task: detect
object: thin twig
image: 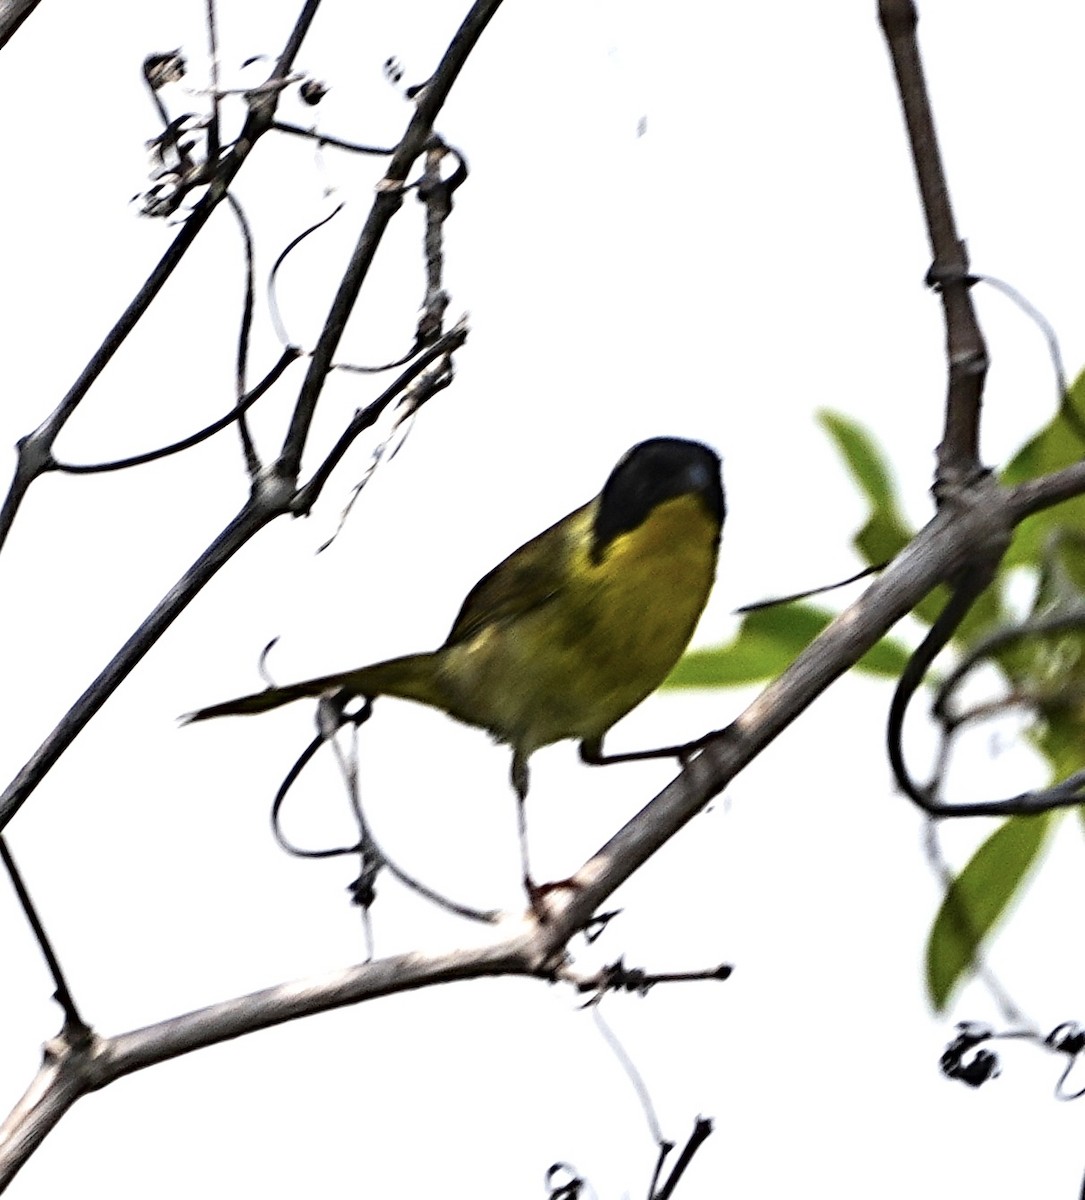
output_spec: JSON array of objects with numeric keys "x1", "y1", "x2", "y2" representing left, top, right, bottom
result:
[
  {"x1": 267, "y1": 202, "x2": 346, "y2": 347},
  {"x1": 973, "y1": 274, "x2": 1085, "y2": 442},
  {"x1": 0, "y1": 0, "x2": 323, "y2": 551},
  {"x1": 0, "y1": 500, "x2": 280, "y2": 833},
  {"x1": 205, "y1": 0, "x2": 221, "y2": 164},
  {"x1": 736, "y1": 562, "x2": 886, "y2": 613},
  {"x1": 416, "y1": 138, "x2": 467, "y2": 345},
  {"x1": 272, "y1": 120, "x2": 395, "y2": 156},
  {"x1": 293, "y1": 316, "x2": 468, "y2": 515},
  {"x1": 592, "y1": 1005, "x2": 663, "y2": 1144},
  {"x1": 313, "y1": 352, "x2": 454, "y2": 550},
  {"x1": 886, "y1": 564, "x2": 1085, "y2": 818},
  {"x1": 0, "y1": 0, "x2": 501, "y2": 836},
  {"x1": 52, "y1": 349, "x2": 298, "y2": 474},
  {"x1": 277, "y1": 0, "x2": 506, "y2": 483},
  {"x1": 225, "y1": 192, "x2": 261, "y2": 474},
  {"x1": 653, "y1": 1118, "x2": 713, "y2": 1200},
  {"x1": 267, "y1": 701, "x2": 500, "y2": 924},
  {"x1": 932, "y1": 607, "x2": 1085, "y2": 725},
  {"x1": 0, "y1": 836, "x2": 88, "y2": 1039},
  {"x1": 560, "y1": 960, "x2": 733, "y2": 996},
  {"x1": 6, "y1": 452, "x2": 1085, "y2": 1179}
]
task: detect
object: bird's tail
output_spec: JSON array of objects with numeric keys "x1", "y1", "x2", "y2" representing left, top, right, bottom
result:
[{"x1": 182, "y1": 652, "x2": 445, "y2": 723}]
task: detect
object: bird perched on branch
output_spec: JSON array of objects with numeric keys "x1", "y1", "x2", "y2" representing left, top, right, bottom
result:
[{"x1": 186, "y1": 437, "x2": 724, "y2": 892}]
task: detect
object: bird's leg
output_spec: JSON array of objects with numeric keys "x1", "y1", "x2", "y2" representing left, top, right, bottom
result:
[
  {"x1": 516, "y1": 753, "x2": 535, "y2": 888},
  {"x1": 579, "y1": 730, "x2": 720, "y2": 770},
  {"x1": 511, "y1": 752, "x2": 536, "y2": 900},
  {"x1": 511, "y1": 753, "x2": 581, "y2": 920}
]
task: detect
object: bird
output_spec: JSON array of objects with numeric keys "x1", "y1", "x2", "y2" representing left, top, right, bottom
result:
[{"x1": 185, "y1": 437, "x2": 724, "y2": 892}]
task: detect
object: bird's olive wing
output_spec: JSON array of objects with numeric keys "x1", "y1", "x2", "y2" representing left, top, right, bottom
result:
[{"x1": 445, "y1": 501, "x2": 593, "y2": 645}]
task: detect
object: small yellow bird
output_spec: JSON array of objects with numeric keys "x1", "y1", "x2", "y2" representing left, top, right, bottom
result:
[{"x1": 186, "y1": 437, "x2": 724, "y2": 883}]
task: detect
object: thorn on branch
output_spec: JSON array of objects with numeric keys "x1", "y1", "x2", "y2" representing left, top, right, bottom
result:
[
  {"x1": 299, "y1": 78, "x2": 327, "y2": 106},
  {"x1": 583, "y1": 908, "x2": 622, "y2": 943},
  {"x1": 567, "y1": 957, "x2": 733, "y2": 1003}
]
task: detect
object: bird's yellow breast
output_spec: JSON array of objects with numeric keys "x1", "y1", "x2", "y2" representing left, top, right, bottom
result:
[{"x1": 436, "y1": 493, "x2": 719, "y2": 756}]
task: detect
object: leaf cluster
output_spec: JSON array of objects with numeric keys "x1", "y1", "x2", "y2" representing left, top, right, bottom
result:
[{"x1": 665, "y1": 384, "x2": 1085, "y2": 1010}]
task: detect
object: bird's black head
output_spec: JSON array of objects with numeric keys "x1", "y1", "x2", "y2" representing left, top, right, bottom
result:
[{"x1": 591, "y1": 437, "x2": 725, "y2": 562}]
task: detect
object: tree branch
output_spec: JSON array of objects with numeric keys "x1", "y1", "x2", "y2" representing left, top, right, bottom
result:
[
  {"x1": 0, "y1": 935, "x2": 532, "y2": 1187},
  {"x1": 878, "y1": 0, "x2": 988, "y2": 484},
  {"x1": 277, "y1": 0, "x2": 505, "y2": 481},
  {"x1": 6, "y1": 451, "x2": 1085, "y2": 1182},
  {"x1": 0, "y1": 499, "x2": 281, "y2": 832},
  {"x1": 0, "y1": 0, "x2": 323, "y2": 551},
  {"x1": 0, "y1": 0, "x2": 42, "y2": 53}
]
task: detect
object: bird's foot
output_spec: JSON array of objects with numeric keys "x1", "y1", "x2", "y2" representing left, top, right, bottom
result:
[{"x1": 676, "y1": 725, "x2": 729, "y2": 766}]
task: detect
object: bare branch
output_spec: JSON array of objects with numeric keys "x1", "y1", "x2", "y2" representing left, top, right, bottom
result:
[
  {"x1": 416, "y1": 139, "x2": 467, "y2": 345},
  {"x1": 267, "y1": 702, "x2": 500, "y2": 925},
  {"x1": 272, "y1": 120, "x2": 394, "y2": 156},
  {"x1": 205, "y1": 0, "x2": 221, "y2": 165},
  {"x1": 878, "y1": 0, "x2": 988, "y2": 484},
  {"x1": 268, "y1": 203, "x2": 346, "y2": 347},
  {"x1": 0, "y1": 500, "x2": 282, "y2": 832},
  {"x1": 277, "y1": 0, "x2": 505, "y2": 482},
  {"x1": 653, "y1": 1117, "x2": 714, "y2": 1200},
  {"x1": 886, "y1": 562, "x2": 999, "y2": 812},
  {"x1": 52, "y1": 348, "x2": 298, "y2": 475},
  {"x1": 559, "y1": 960, "x2": 733, "y2": 998},
  {"x1": 0, "y1": 0, "x2": 486, "y2": 836},
  {"x1": 0, "y1": 0, "x2": 324, "y2": 551},
  {"x1": 0, "y1": 935, "x2": 533, "y2": 1188},
  {"x1": 0, "y1": 0, "x2": 42, "y2": 53},
  {"x1": 1009, "y1": 461, "x2": 1085, "y2": 521},
  {"x1": 533, "y1": 470, "x2": 1018, "y2": 933},
  {"x1": 0, "y1": 837, "x2": 88, "y2": 1039},
  {"x1": 293, "y1": 316, "x2": 469, "y2": 515},
  {"x1": 224, "y1": 192, "x2": 262, "y2": 474},
  {"x1": 3, "y1": 441, "x2": 1083, "y2": 1178}
]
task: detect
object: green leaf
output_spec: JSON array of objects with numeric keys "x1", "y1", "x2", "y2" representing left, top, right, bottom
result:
[
  {"x1": 1032, "y1": 711, "x2": 1085, "y2": 784},
  {"x1": 855, "y1": 509, "x2": 913, "y2": 570},
  {"x1": 817, "y1": 410, "x2": 898, "y2": 510},
  {"x1": 663, "y1": 602, "x2": 913, "y2": 689},
  {"x1": 1001, "y1": 370, "x2": 1085, "y2": 574},
  {"x1": 818, "y1": 410, "x2": 918, "y2": 573},
  {"x1": 926, "y1": 813, "x2": 1054, "y2": 1011}
]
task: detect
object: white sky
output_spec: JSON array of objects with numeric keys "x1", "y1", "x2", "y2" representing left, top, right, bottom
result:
[{"x1": 2, "y1": 2, "x2": 1085, "y2": 1197}]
